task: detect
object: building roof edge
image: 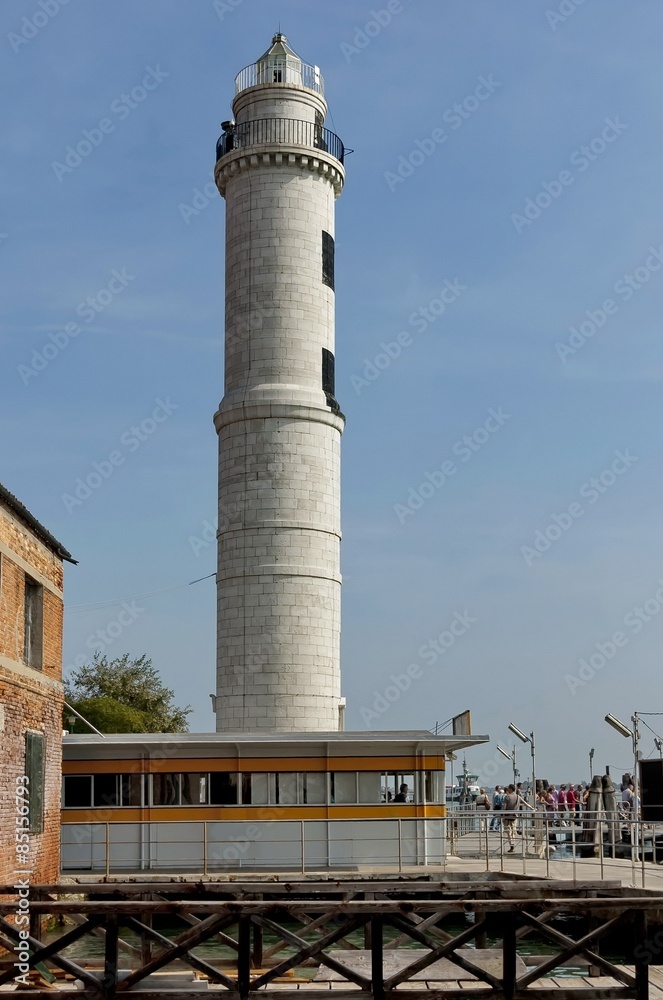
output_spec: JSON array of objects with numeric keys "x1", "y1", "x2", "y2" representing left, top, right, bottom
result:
[{"x1": 0, "y1": 482, "x2": 77, "y2": 564}]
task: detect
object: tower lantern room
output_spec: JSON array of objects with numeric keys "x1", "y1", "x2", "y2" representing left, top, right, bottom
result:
[{"x1": 253, "y1": 32, "x2": 317, "y2": 89}]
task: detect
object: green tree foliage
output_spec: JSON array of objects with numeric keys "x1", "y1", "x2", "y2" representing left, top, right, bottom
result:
[
  {"x1": 65, "y1": 653, "x2": 191, "y2": 733},
  {"x1": 66, "y1": 697, "x2": 151, "y2": 734}
]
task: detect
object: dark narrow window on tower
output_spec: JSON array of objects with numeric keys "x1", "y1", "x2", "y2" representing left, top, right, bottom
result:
[
  {"x1": 322, "y1": 231, "x2": 335, "y2": 290},
  {"x1": 322, "y1": 349, "x2": 335, "y2": 398},
  {"x1": 24, "y1": 576, "x2": 43, "y2": 670},
  {"x1": 322, "y1": 348, "x2": 340, "y2": 415},
  {"x1": 314, "y1": 111, "x2": 327, "y2": 153},
  {"x1": 25, "y1": 732, "x2": 45, "y2": 833}
]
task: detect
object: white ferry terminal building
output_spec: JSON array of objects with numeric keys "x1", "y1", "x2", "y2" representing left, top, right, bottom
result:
[{"x1": 61, "y1": 731, "x2": 485, "y2": 871}]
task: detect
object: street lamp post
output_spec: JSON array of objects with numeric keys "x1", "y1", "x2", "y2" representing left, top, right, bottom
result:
[
  {"x1": 633, "y1": 712, "x2": 641, "y2": 816},
  {"x1": 604, "y1": 712, "x2": 640, "y2": 817},
  {"x1": 508, "y1": 723, "x2": 536, "y2": 806},
  {"x1": 589, "y1": 747, "x2": 595, "y2": 781},
  {"x1": 513, "y1": 746, "x2": 520, "y2": 788},
  {"x1": 497, "y1": 744, "x2": 518, "y2": 787}
]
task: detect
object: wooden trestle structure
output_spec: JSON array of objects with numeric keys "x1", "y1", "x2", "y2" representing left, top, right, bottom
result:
[{"x1": 0, "y1": 879, "x2": 656, "y2": 1000}]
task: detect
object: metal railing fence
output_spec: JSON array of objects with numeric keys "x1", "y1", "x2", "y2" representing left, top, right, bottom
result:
[
  {"x1": 61, "y1": 816, "x2": 444, "y2": 876},
  {"x1": 447, "y1": 806, "x2": 659, "y2": 886},
  {"x1": 216, "y1": 117, "x2": 345, "y2": 164},
  {"x1": 234, "y1": 61, "x2": 324, "y2": 95}
]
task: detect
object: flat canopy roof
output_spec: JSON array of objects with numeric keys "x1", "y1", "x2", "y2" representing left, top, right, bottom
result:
[{"x1": 62, "y1": 730, "x2": 489, "y2": 761}]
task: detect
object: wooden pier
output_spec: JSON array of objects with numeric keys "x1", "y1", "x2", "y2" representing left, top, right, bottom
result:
[{"x1": 0, "y1": 878, "x2": 658, "y2": 999}]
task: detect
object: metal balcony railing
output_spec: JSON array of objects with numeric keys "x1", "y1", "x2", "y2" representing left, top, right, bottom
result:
[
  {"x1": 216, "y1": 117, "x2": 345, "y2": 165},
  {"x1": 234, "y1": 60, "x2": 324, "y2": 95}
]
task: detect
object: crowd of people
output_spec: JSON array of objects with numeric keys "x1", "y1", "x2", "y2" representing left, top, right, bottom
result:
[
  {"x1": 473, "y1": 775, "x2": 640, "y2": 847},
  {"x1": 470, "y1": 774, "x2": 641, "y2": 856}
]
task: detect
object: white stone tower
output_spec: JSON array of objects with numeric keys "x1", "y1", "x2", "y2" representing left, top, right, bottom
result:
[{"x1": 213, "y1": 34, "x2": 346, "y2": 732}]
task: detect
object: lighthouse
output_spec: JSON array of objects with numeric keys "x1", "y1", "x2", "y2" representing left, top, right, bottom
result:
[{"x1": 213, "y1": 34, "x2": 346, "y2": 732}]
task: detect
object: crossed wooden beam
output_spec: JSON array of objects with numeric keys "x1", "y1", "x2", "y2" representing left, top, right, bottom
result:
[{"x1": 0, "y1": 895, "x2": 651, "y2": 1000}]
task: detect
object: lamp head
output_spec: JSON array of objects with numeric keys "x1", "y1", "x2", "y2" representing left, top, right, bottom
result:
[
  {"x1": 604, "y1": 713, "x2": 633, "y2": 739},
  {"x1": 496, "y1": 744, "x2": 512, "y2": 761},
  {"x1": 508, "y1": 723, "x2": 529, "y2": 744}
]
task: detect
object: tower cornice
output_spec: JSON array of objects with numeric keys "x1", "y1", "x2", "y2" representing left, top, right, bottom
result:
[
  {"x1": 213, "y1": 400, "x2": 345, "y2": 435},
  {"x1": 215, "y1": 145, "x2": 345, "y2": 198}
]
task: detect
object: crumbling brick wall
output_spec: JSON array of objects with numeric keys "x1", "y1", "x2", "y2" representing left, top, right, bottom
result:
[{"x1": 0, "y1": 501, "x2": 66, "y2": 886}]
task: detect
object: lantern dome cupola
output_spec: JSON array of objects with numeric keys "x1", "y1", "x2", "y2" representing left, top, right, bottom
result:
[{"x1": 234, "y1": 33, "x2": 324, "y2": 95}]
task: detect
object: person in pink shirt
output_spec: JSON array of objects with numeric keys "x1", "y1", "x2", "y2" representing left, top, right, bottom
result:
[{"x1": 566, "y1": 784, "x2": 577, "y2": 821}]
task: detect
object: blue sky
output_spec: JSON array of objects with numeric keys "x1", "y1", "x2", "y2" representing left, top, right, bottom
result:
[{"x1": 2, "y1": 0, "x2": 663, "y2": 780}]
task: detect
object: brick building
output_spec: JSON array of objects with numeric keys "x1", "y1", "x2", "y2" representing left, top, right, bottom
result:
[{"x1": 0, "y1": 483, "x2": 75, "y2": 885}]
